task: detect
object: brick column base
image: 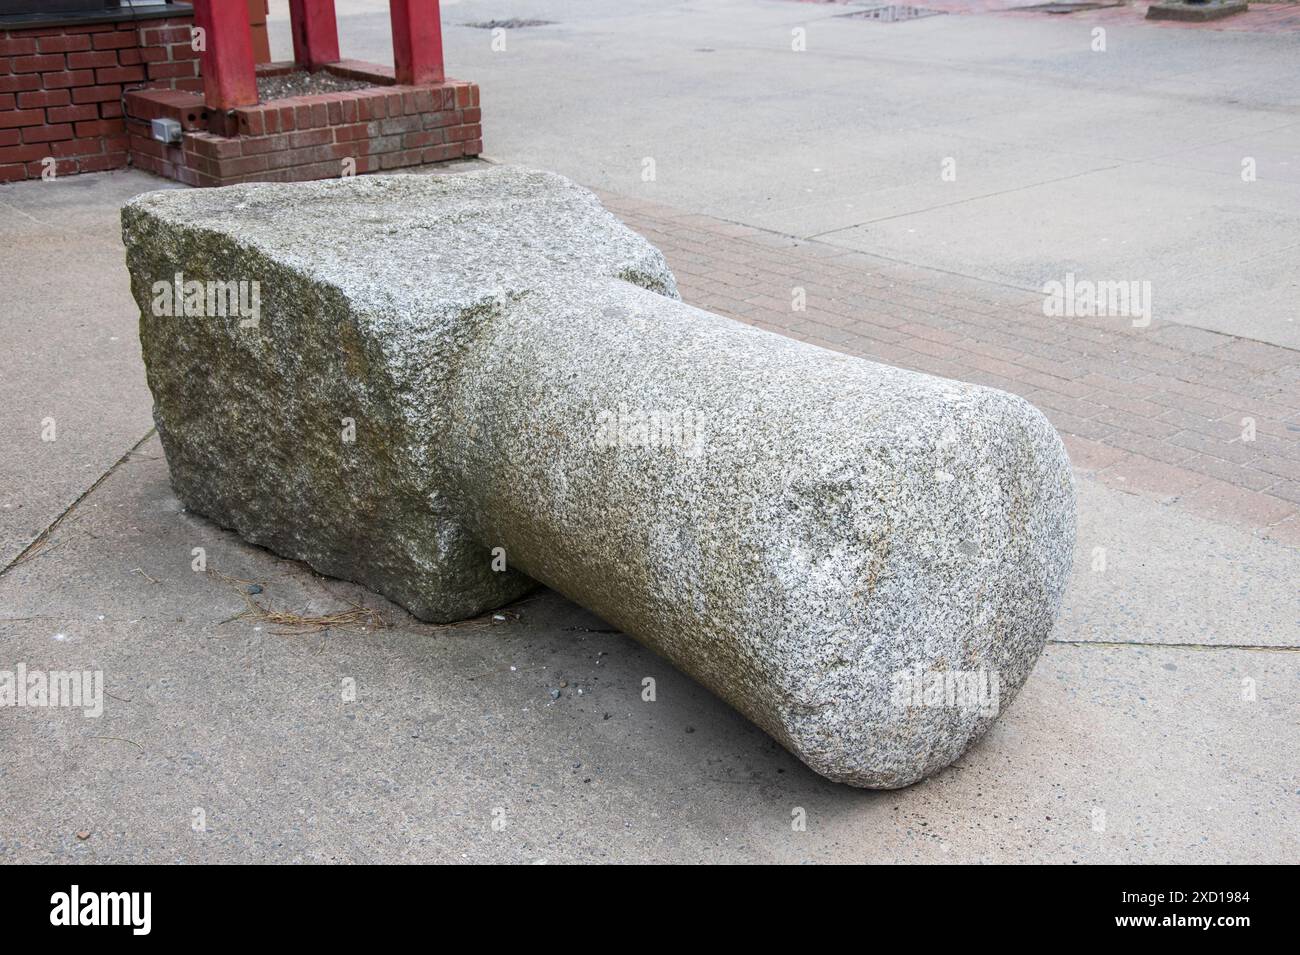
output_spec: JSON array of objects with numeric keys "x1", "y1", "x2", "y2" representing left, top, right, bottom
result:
[{"x1": 126, "y1": 62, "x2": 481, "y2": 187}]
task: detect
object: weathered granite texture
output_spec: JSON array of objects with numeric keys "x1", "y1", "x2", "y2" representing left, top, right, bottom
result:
[{"x1": 123, "y1": 167, "x2": 1075, "y2": 788}]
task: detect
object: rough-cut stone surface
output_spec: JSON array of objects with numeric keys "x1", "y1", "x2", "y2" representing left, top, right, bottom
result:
[{"x1": 122, "y1": 167, "x2": 1075, "y2": 788}]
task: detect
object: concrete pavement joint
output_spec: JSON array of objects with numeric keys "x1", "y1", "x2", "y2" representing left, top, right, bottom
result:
[
  {"x1": 0, "y1": 192, "x2": 151, "y2": 259},
  {"x1": 0, "y1": 196, "x2": 44, "y2": 225},
  {"x1": 0, "y1": 428, "x2": 157, "y2": 578},
  {"x1": 806, "y1": 162, "x2": 1130, "y2": 239},
  {"x1": 593, "y1": 189, "x2": 1048, "y2": 300},
  {"x1": 1050, "y1": 639, "x2": 1300, "y2": 652}
]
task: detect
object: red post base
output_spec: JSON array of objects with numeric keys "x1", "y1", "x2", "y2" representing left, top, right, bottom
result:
[
  {"x1": 288, "y1": 0, "x2": 341, "y2": 71},
  {"x1": 389, "y1": 0, "x2": 445, "y2": 86},
  {"x1": 192, "y1": 0, "x2": 259, "y2": 110}
]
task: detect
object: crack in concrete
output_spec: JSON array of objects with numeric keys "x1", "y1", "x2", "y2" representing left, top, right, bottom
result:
[
  {"x1": 805, "y1": 162, "x2": 1130, "y2": 240},
  {"x1": 0, "y1": 428, "x2": 157, "y2": 579},
  {"x1": 1049, "y1": 639, "x2": 1300, "y2": 652}
]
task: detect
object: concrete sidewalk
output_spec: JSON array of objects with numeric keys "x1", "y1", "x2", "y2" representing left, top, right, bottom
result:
[{"x1": 0, "y1": 435, "x2": 1295, "y2": 863}]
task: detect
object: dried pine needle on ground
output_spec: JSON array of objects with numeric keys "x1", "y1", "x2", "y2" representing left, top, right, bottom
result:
[
  {"x1": 210, "y1": 569, "x2": 389, "y2": 635},
  {"x1": 208, "y1": 569, "x2": 524, "y2": 634}
]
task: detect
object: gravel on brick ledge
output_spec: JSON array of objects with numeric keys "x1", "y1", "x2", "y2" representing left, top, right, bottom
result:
[{"x1": 256, "y1": 70, "x2": 373, "y2": 103}]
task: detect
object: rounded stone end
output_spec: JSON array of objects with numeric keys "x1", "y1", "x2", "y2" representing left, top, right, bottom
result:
[{"x1": 759, "y1": 386, "x2": 1076, "y2": 787}]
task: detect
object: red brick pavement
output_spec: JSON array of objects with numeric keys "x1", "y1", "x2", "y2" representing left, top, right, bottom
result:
[
  {"x1": 792, "y1": 0, "x2": 1300, "y2": 34},
  {"x1": 992, "y1": 0, "x2": 1300, "y2": 32},
  {"x1": 597, "y1": 190, "x2": 1300, "y2": 544}
]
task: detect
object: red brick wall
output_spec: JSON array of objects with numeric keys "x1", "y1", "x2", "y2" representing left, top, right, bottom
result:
[{"x1": 0, "y1": 15, "x2": 199, "y2": 182}]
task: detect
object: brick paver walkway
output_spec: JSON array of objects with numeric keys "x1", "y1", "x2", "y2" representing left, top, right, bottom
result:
[
  {"x1": 598, "y1": 190, "x2": 1300, "y2": 543},
  {"x1": 993, "y1": 0, "x2": 1300, "y2": 33},
  {"x1": 792, "y1": 0, "x2": 1300, "y2": 34}
]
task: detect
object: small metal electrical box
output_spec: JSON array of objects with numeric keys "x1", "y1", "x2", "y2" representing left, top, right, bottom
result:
[{"x1": 150, "y1": 117, "x2": 183, "y2": 145}]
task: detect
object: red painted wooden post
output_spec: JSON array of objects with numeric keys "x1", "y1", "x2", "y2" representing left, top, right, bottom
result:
[
  {"x1": 288, "y1": 0, "x2": 341, "y2": 72},
  {"x1": 389, "y1": 0, "x2": 445, "y2": 86},
  {"x1": 192, "y1": 0, "x2": 259, "y2": 110}
]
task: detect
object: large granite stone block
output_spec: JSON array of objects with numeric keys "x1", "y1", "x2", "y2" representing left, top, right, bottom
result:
[{"x1": 123, "y1": 167, "x2": 1075, "y2": 787}]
